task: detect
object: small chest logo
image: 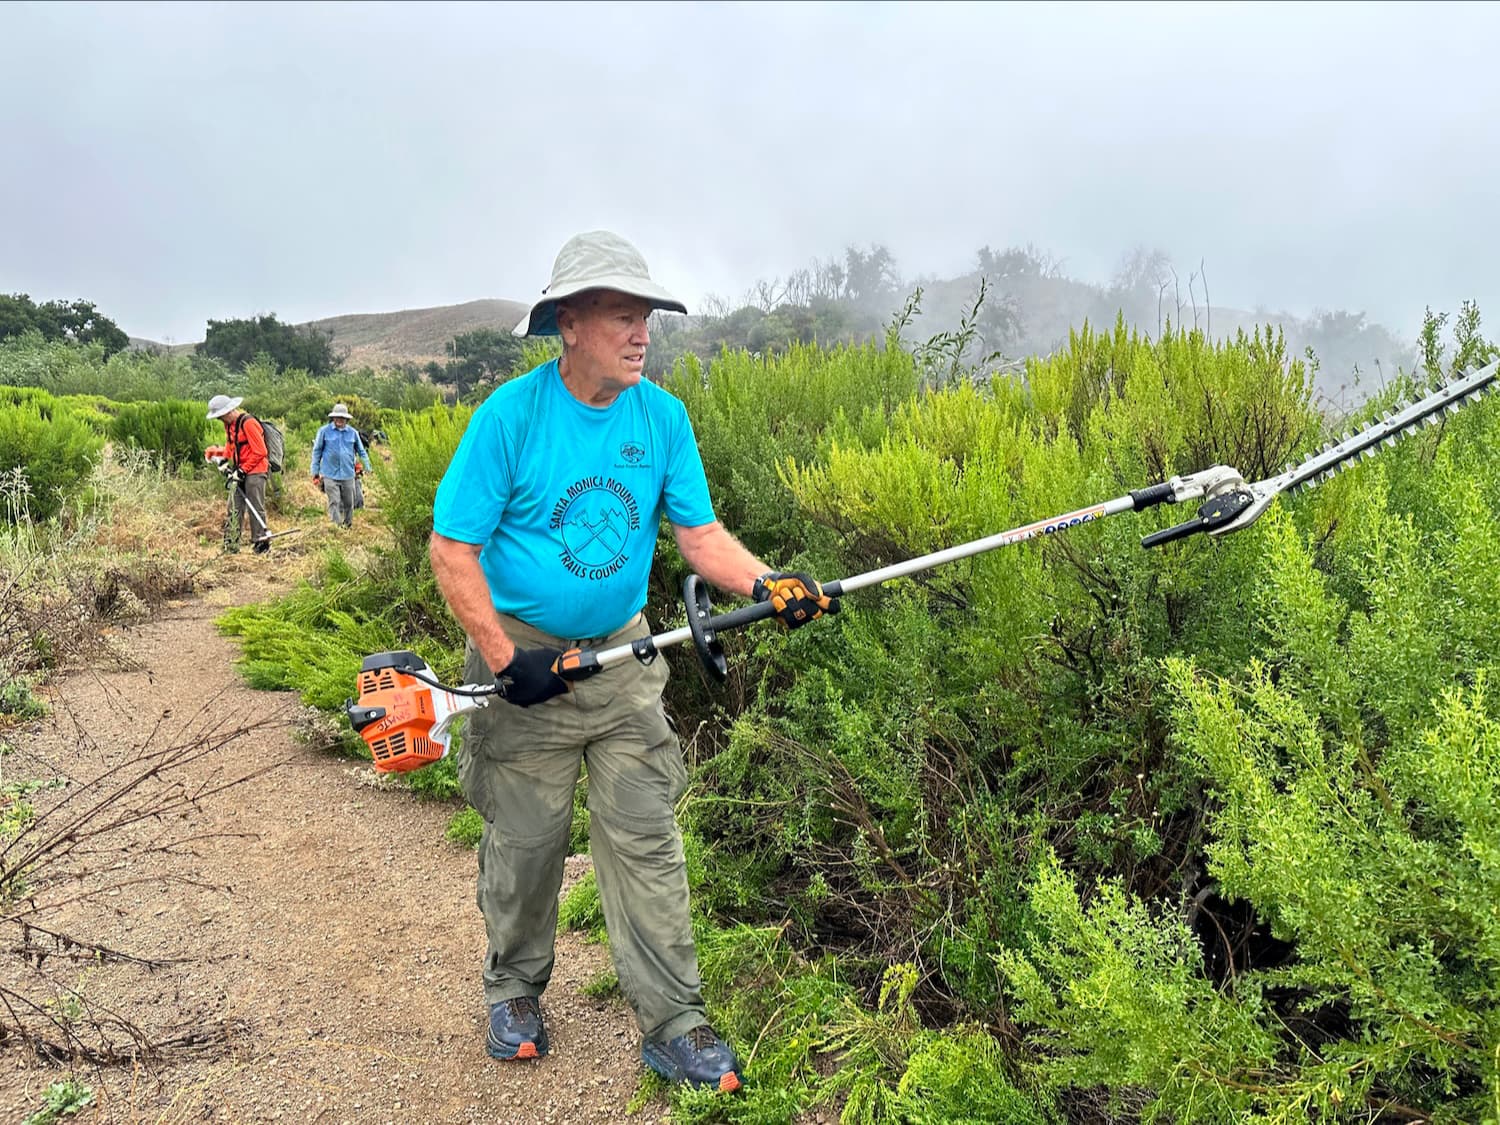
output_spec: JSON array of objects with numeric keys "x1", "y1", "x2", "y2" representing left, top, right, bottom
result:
[{"x1": 619, "y1": 441, "x2": 646, "y2": 465}]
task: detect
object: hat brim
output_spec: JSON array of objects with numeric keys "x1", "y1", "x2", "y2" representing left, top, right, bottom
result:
[
  {"x1": 512, "y1": 276, "x2": 688, "y2": 337},
  {"x1": 206, "y1": 396, "x2": 243, "y2": 420},
  {"x1": 329, "y1": 412, "x2": 351, "y2": 419}
]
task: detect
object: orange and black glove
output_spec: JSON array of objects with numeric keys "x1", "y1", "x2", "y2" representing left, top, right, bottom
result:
[
  {"x1": 493, "y1": 647, "x2": 568, "y2": 707},
  {"x1": 752, "y1": 571, "x2": 840, "y2": 629}
]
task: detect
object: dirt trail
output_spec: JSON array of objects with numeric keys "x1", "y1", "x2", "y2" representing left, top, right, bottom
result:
[{"x1": 1, "y1": 560, "x2": 663, "y2": 1124}]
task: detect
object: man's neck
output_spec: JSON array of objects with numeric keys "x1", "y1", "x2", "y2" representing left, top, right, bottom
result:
[{"x1": 558, "y1": 353, "x2": 620, "y2": 408}]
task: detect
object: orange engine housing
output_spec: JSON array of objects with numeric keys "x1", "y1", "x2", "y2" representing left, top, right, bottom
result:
[{"x1": 348, "y1": 655, "x2": 447, "y2": 773}]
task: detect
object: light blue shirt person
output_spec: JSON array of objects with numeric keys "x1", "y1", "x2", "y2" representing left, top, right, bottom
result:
[
  {"x1": 311, "y1": 403, "x2": 370, "y2": 528},
  {"x1": 310, "y1": 406, "x2": 370, "y2": 481}
]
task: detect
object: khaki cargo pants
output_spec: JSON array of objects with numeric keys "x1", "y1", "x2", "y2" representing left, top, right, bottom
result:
[{"x1": 458, "y1": 611, "x2": 707, "y2": 1043}]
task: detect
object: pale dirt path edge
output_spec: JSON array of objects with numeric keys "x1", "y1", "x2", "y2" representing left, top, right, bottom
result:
[{"x1": 1, "y1": 563, "x2": 670, "y2": 1125}]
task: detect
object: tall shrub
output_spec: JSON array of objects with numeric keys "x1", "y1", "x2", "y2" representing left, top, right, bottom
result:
[
  {"x1": 109, "y1": 399, "x2": 213, "y2": 470},
  {"x1": 383, "y1": 403, "x2": 474, "y2": 571},
  {"x1": 0, "y1": 397, "x2": 103, "y2": 522}
]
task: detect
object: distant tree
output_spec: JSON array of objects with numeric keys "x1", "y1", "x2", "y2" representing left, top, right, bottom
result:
[
  {"x1": 426, "y1": 328, "x2": 526, "y2": 398},
  {"x1": 812, "y1": 256, "x2": 847, "y2": 300},
  {"x1": 198, "y1": 313, "x2": 338, "y2": 375},
  {"x1": 843, "y1": 244, "x2": 899, "y2": 303},
  {"x1": 0, "y1": 293, "x2": 130, "y2": 356},
  {"x1": 1110, "y1": 246, "x2": 1173, "y2": 296},
  {"x1": 979, "y1": 244, "x2": 1062, "y2": 283}
]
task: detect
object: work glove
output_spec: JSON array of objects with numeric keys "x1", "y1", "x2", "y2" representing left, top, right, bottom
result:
[
  {"x1": 752, "y1": 571, "x2": 840, "y2": 629},
  {"x1": 493, "y1": 647, "x2": 568, "y2": 707}
]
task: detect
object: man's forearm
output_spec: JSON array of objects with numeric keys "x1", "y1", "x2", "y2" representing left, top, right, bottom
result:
[
  {"x1": 429, "y1": 533, "x2": 516, "y2": 672},
  {"x1": 673, "y1": 521, "x2": 767, "y2": 600}
]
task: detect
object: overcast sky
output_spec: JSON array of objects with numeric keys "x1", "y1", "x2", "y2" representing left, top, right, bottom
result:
[{"x1": 2, "y1": 0, "x2": 1497, "y2": 345}]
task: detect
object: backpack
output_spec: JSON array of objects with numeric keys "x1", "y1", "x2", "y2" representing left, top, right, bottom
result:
[{"x1": 253, "y1": 415, "x2": 285, "y2": 473}]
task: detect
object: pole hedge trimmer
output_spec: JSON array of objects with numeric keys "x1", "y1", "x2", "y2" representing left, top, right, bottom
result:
[{"x1": 346, "y1": 360, "x2": 1497, "y2": 773}]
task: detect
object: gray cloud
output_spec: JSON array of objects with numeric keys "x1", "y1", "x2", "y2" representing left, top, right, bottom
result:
[{"x1": 2, "y1": 0, "x2": 1496, "y2": 346}]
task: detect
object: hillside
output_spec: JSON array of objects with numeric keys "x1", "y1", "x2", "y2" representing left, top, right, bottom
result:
[
  {"x1": 131, "y1": 297, "x2": 530, "y2": 369},
  {"x1": 308, "y1": 297, "x2": 530, "y2": 368}
]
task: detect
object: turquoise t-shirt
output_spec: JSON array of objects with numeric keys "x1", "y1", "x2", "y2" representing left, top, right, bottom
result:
[{"x1": 433, "y1": 359, "x2": 716, "y2": 640}]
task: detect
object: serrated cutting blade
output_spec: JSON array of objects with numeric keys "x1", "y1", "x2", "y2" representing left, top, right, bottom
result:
[{"x1": 1220, "y1": 359, "x2": 1498, "y2": 524}]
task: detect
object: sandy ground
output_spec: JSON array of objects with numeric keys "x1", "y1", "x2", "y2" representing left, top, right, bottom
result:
[{"x1": 1, "y1": 554, "x2": 670, "y2": 1124}]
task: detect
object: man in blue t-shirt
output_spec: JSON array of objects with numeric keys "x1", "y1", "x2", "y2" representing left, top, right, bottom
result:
[{"x1": 430, "y1": 231, "x2": 838, "y2": 1094}]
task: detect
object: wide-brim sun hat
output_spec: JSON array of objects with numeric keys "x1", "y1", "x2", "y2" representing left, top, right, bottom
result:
[
  {"x1": 513, "y1": 230, "x2": 688, "y2": 338},
  {"x1": 328, "y1": 403, "x2": 353, "y2": 419},
  {"x1": 206, "y1": 394, "x2": 243, "y2": 420}
]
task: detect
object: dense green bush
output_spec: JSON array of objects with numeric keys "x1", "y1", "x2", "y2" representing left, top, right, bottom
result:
[
  {"x1": 0, "y1": 395, "x2": 104, "y2": 522},
  {"x1": 109, "y1": 399, "x2": 213, "y2": 470},
  {"x1": 380, "y1": 402, "x2": 474, "y2": 570}
]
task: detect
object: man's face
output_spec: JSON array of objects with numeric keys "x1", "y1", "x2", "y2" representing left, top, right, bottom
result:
[
  {"x1": 333, "y1": 417, "x2": 347, "y2": 429},
  {"x1": 558, "y1": 291, "x2": 653, "y2": 393}
]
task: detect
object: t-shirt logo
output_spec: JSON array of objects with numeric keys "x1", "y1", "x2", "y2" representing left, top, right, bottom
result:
[
  {"x1": 619, "y1": 441, "x2": 646, "y2": 465},
  {"x1": 548, "y1": 475, "x2": 643, "y2": 581}
]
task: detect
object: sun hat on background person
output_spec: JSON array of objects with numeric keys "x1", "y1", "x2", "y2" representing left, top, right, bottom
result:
[
  {"x1": 328, "y1": 403, "x2": 353, "y2": 419},
  {"x1": 206, "y1": 394, "x2": 243, "y2": 420},
  {"x1": 511, "y1": 230, "x2": 688, "y2": 338}
]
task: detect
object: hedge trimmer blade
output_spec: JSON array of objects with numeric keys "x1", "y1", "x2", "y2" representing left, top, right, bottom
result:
[
  {"x1": 1281, "y1": 358, "x2": 1498, "y2": 496},
  {"x1": 1140, "y1": 359, "x2": 1499, "y2": 546},
  {"x1": 1230, "y1": 358, "x2": 1498, "y2": 529}
]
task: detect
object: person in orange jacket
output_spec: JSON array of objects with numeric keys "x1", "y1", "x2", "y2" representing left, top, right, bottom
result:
[{"x1": 206, "y1": 394, "x2": 272, "y2": 553}]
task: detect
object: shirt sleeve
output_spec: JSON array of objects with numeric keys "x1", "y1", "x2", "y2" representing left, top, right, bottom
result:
[
  {"x1": 310, "y1": 427, "x2": 324, "y2": 475},
  {"x1": 661, "y1": 399, "x2": 716, "y2": 528},
  {"x1": 433, "y1": 403, "x2": 513, "y2": 544}
]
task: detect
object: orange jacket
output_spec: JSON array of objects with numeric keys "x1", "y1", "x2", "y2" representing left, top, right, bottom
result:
[{"x1": 227, "y1": 414, "x2": 269, "y2": 475}]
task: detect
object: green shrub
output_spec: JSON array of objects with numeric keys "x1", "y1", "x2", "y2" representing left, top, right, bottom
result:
[
  {"x1": 215, "y1": 548, "x2": 455, "y2": 713},
  {"x1": 445, "y1": 805, "x2": 483, "y2": 848},
  {"x1": 0, "y1": 398, "x2": 103, "y2": 522},
  {"x1": 109, "y1": 399, "x2": 213, "y2": 469},
  {"x1": 0, "y1": 675, "x2": 47, "y2": 720},
  {"x1": 22, "y1": 1079, "x2": 94, "y2": 1125},
  {"x1": 382, "y1": 403, "x2": 473, "y2": 570},
  {"x1": 557, "y1": 869, "x2": 606, "y2": 942}
]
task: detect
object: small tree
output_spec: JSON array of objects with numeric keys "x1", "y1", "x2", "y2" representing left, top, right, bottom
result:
[
  {"x1": 426, "y1": 328, "x2": 525, "y2": 398},
  {"x1": 198, "y1": 314, "x2": 338, "y2": 376}
]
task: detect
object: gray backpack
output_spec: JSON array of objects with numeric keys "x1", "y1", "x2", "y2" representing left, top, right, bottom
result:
[{"x1": 253, "y1": 416, "x2": 286, "y2": 473}]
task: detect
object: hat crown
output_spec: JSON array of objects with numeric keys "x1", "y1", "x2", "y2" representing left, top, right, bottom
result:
[
  {"x1": 329, "y1": 402, "x2": 352, "y2": 418},
  {"x1": 545, "y1": 230, "x2": 653, "y2": 295},
  {"x1": 206, "y1": 394, "x2": 242, "y2": 419}
]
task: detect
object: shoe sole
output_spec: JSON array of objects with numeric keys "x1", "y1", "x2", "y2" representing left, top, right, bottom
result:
[
  {"x1": 486, "y1": 1030, "x2": 548, "y2": 1061},
  {"x1": 641, "y1": 1043, "x2": 742, "y2": 1092}
]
